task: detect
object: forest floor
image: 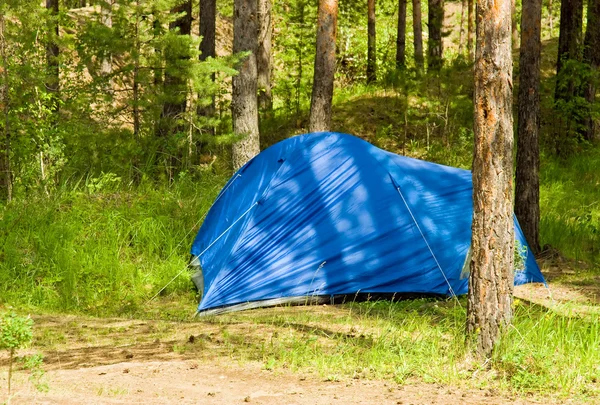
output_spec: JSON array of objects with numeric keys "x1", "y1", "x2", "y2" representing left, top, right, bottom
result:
[{"x1": 1, "y1": 258, "x2": 598, "y2": 405}]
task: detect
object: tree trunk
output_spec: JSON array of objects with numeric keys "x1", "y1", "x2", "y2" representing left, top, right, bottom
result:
[
  {"x1": 199, "y1": 0, "x2": 216, "y2": 130},
  {"x1": 467, "y1": 0, "x2": 514, "y2": 359},
  {"x1": 512, "y1": 0, "x2": 519, "y2": 49},
  {"x1": 367, "y1": 0, "x2": 377, "y2": 83},
  {"x1": 159, "y1": 1, "x2": 192, "y2": 137},
  {"x1": 515, "y1": 0, "x2": 542, "y2": 255},
  {"x1": 467, "y1": 0, "x2": 474, "y2": 61},
  {"x1": 458, "y1": 0, "x2": 467, "y2": 55},
  {"x1": 100, "y1": 0, "x2": 113, "y2": 92},
  {"x1": 427, "y1": 0, "x2": 444, "y2": 70},
  {"x1": 547, "y1": 0, "x2": 553, "y2": 38},
  {"x1": 555, "y1": 0, "x2": 583, "y2": 99},
  {"x1": 309, "y1": 0, "x2": 338, "y2": 132},
  {"x1": 583, "y1": 0, "x2": 600, "y2": 141},
  {"x1": 46, "y1": 0, "x2": 60, "y2": 116},
  {"x1": 413, "y1": 0, "x2": 424, "y2": 68},
  {"x1": 232, "y1": 0, "x2": 260, "y2": 170},
  {"x1": 0, "y1": 11, "x2": 12, "y2": 202},
  {"x1": 257, "y1": 0, "x2": 273, "y2": 110},
  {"x1": 396, "y1": 0, "x2": 407, "y2": 69}
]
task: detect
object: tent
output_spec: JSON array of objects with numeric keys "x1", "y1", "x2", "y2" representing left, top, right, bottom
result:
[{"x1": 190, "y1": 132, "x2": 546, "y2": 315}]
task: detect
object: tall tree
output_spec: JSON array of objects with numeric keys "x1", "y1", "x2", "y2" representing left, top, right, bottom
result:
[
  {"x1": 100, "y1": 0, "x2": 113, "y2": 92},
  {"x1": 232, "y1": 0, "x2": 260, "y2": 169},
  {"x1": 427, "y1": 0, "x2": 444, "y2": 70},
  {"x1": 257, "y1": 0, "x2": 273, "y2": 110},
  {"x1": 309, "y1": 0, "x2": 338, "y2": 132},
  {"x1": 159, "y1": 1, "x2": 192, "y2": 137},
  {"x1": 555, "y1": 0, "x2": 583, "y2": 99},
  {"x1": 396, "y1": 0, "x2": 407, "y2": 69},
  {"x1": 413, "y1": 0, "x2": 424, "y2": 68},
  {"x1": 511, "y1": 0, "x2": 519, "y2": 49},
  {"x1": 515, "y1": 0, "x2": 543, "y2": 255},
  {"x1": 46, "y1": 0, "x2": 60, "y2": 115},
  {"x1": 0, "y1": 9, "x2": 11, "y2": 201},
  {"x1": 467, "y1": 0, "x2": 474, "y2": 61},
  {"x1": 367, "y1": 0, "x2": 376, "y2": 82},
  {"x1": 582, "y1": 0, "x2": 600, "y2": 141},
  {"x1": 458, "y1": 0, "x2": 467, "y2": 55},
  {"x1": 198, "y1": 0, "x2": 216, "y2": 129},
  {"x1": 467, "y1": 0, "x2": 514, "y2": 358}
]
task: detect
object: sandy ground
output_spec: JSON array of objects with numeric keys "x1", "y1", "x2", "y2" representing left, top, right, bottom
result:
[{"x1": 5, "y1": 358, "x2": 563, "y2": 405}]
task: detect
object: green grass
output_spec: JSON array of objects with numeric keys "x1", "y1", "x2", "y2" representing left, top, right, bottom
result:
[{"x1": 0, "y1": 174, "x2": 228, "y2": 316}]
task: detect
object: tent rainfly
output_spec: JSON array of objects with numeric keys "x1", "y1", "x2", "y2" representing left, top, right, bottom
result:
[{"x1": 190, "y1": 132, "x2": 546, "y2": 315}]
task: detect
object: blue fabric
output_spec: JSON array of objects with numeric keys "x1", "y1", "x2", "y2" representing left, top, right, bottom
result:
[{"x1": 191, "y1": 132, "x2": 546, "y2": 312}]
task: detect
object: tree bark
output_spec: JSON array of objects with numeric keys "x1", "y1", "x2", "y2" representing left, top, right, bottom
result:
[
  {"x1": 413, "y1": 0, "x2": 424, "y2": 68},
  {"x1": 232, "y1": 0, "x2": 260, "y2": 169},
  {"x1": 555, "y1": 0, "x2": 583, "y2": 98},
  {"x1": 396, "y1": 0, "x2": 407, "y2": 69},
  {"x1": 467, "y1": 0, "x2": 514, "y2": 359},
  {"x1": 309, "y1": 0, "x2": 338, "y2": 133},
  {"x1": 100, "y1": 0, "x2": 113, "y2": 92},
  {"x1": 427, "y1": 0, "x2": 444, "y2": 70},
  {"x1": 467, "y1": 0, "x2": 474, "y2": 61},
  {"x1": 199, "y1": 0, "x2": 216, "y2": 130},
  {"x1": 0, "y1": 11, "x2": 11, "y2": 202},
  {"x1": 46, "y1": 0, "x2": 60, "y2": 115},
  {"x1": 257, "y1": 0, "x2": 273, "y2": 110},
  {"x1": 367, "y1": 0, "x2": 377, "y2": 83},
  {"x1": 583, "y1": 0, "x2": 600, "y2": 141},
  {"x1": 515, "y1": 0, "x2": 542, "y2": 255}
]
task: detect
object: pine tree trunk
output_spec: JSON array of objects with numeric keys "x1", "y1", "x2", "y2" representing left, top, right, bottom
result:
[
  {"x1": 257, "y1": 0, "x2": 273, "y2": 110},
  {"x1": 583, "y1": 0, "x2": 600, "y2": 141},
  {"x1": 555, "y1": 0, "x2": 583, "y2": 99},
  {"x1": 427, "y1": 0, "x2": 444, "y2": 70},
  {"x1": 199, "y1": 0, "x2": 216, "y2": 130},
  {"x1": 367, "y1": 0, "x2": 377, "y2": 83},
  {"x1": 46, "y1": 0, "x2": 60, "y2": 116},
  {"x1": 467, "y1": 0, "x2": 514, "y2": 359},
  {"x1": 309, "y1": 0, "x2": 338, "y2": 133},
  {"x1": 0, "y1": 11, "x2": 11, "y2": 202},
  {"x1": 515, "y1": 0, "x2": 542, "y2": 255},
  {"x1": 512, "y1": 0, "x2": 519, "y2": 49},
  {"x1": 100, "y1": 0, "x2": 113, "y2": 92},
  {"x1": 232, "y1": 0, "x2": 260, "y2": 170},
  {"x1": 396, "y1": 0, "x2": 407, "y2": 69},
  {"x1": 467, "y1": 0, "x2": 474, "y2": 61},
  {"x1": 459, "y1": 0, "x2": 467, "y2": 55},
  {"x1": 413, "y1": 0, "x2": 424, "y2": 68}
]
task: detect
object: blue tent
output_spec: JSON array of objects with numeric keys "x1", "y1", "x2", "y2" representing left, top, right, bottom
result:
[{"x1": 190, "y1": 132, "x2": 546, "y2": 314}]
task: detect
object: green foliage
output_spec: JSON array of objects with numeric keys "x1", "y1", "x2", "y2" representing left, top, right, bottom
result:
[{"x1": 0, "y1": 311, "x2": 34, "y2": 394}]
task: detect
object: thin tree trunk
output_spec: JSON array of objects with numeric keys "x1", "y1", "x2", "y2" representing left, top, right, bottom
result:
[
  {"x1": 467, "y1": 0, "x2": 514, "y2": 359},
  {"x1": 467, "y1": 0, "x2": 474, "y2": 61},
  {"x1": 413, "y1": 0, "x2": 424, "y2": 68},
  {"x1": 367, "y1": 0, "x2": 377, "y2": 83},
  {"x1": 583, "y1": 0, "x2": 600, "y2": 141},
  {"x1": 157, "y1": 0, "x2": 192, "y2": 144},
  {"x1": 396, "y1": 0, "x2": 407, "y2": 69},
  {"x1": 555, "y1": 0, "x2": 583, "y2": 99},
  {"x1": 46, "y1": 0, "x2": 60, "y2": 116},
  {"x1": 199, "y1": 0, "x2": 216, "y2": 132},
  {"x1": 512, "y1": 0, "x2": 519, "y2": 49},
  {"x1": 309, "y1": 0, "x2": 338, "y2": 132},
  {"x1": 458, "y1": 0, "x2": 467, "y2": 55},
  {"x1": 100, "y1": 0, "x2": 113, "y2": 92},
  {"x1": 257, "y1": 0, "x2": 273, "y2": 110},
  {"x1": 0, "y1": 11, "x2": 11, "y2": 202},
  {"x1": 515, "y1": 0, "x2": 542, "y2": 254},
  {"x1": 547, "y1": 0, "x2": 553, "y2": 38},
  {"x1": 427, "y1": 0, "x2": 444, "y2": 70},
  {"x1": 232, "y1": 0, "x2": 260, "y2": 169}
]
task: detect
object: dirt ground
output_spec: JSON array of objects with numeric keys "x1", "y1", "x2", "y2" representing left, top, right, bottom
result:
[
  {"x1": 5, "y1": 358, "x2": 564, "y2": 405},
  {"x1": 2, "y1": 261, "x2": 598, "y2": 405}
]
